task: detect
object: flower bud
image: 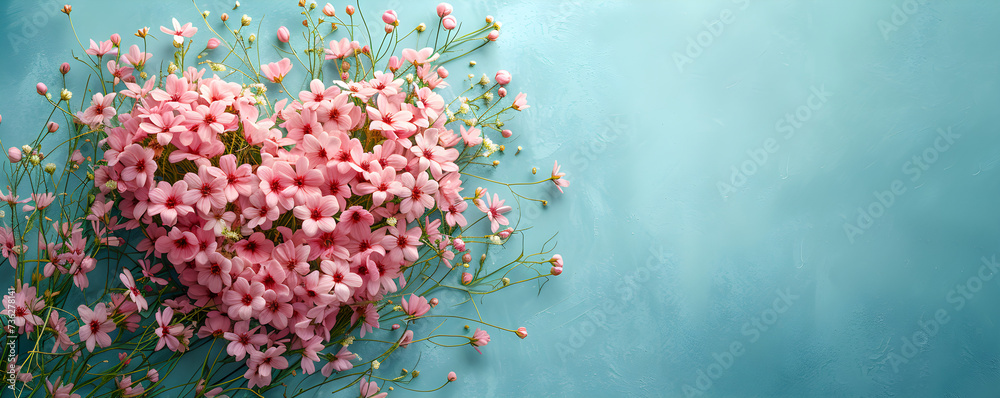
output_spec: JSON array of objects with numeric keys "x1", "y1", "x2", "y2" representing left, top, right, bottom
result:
[
  {"x1": 436, "y1": 67, "x2": 449, "y2": 79},
  {"x1": 135, "y1": 27, "x2": 149, "y2": 38},
  {"x1": 461, "y1": 272, "x2": 473, "y2": 285},
  {"x1": 447, "y1": 372, "x2": 457, "y2": 382},
  {"x1": 323, "y1": 3, "x2": 336, "y2": 16},
  {"x1": 248, "y1": 34, "x2": 256, "y2": 44},
  {"x1": 47, "y1": 122, "x2": 59, "y2": 132},
  {"x1": 147, "y1": 369, "x2": 159, "y2": 383},
  {"x1": 499, "y1": 228, "x2": 512, "y2": 239},
  {"x1": 61, "y1": 5, "x2": 71, "y2": 14},
  {"x1": 60, "y1": 89, "x2": 72, "y2": 101},
  {"x1": 7, "y1": 148, "x2": 21, "y2": 163},
  {"x1": 277, "y1": 26, "x2": 290, "y2": 43},
  {"x1": 416, "y1": 23, "x2": 426, "y2": 32},
  {"x1": 207, "y1": 38, "x2": 221, "y2": 49},
  {"x1": 515, "y1": 327, "x2": 528, "y2": 339},
  {"x1": 452, "y1": 238, "x2": 465, "y2": 252},
  {"x1": 346, "y1": 5, "x2": 355, "y2": 15},
  {"x1": 494, "y1": 70, "x2": 511, "y2": 86},
  {"x1": 501, "y1": 277, "x2": 510, "y2": 286},
  {"x1": 241, "y1": 14, "x2": 251, "y2": 26},
  {"x1": 384, "y1": 24, "x2": 394, "y2": 33},
  {"x1": 487, "y1": 30, "x2": 499, "y2": 41},
  {"x1": 36, "y1": 83, "x2": 47, "y2": 96},
  {"x1": 60, "y1": 62, "x2": 70, "y2": 75},
  {"x1": 442, "y1": 15, "x2": 457, "y2": 30},
  {"x1": 486, "y1": 15, "x2": 494, "y2": 24},
  {"x1": 110, "y1": 33, "x2": 121, "y2": 46},
  {"x1": 462, "y1": 252, "x2": 472, "y2": 263},
  {"x1": 44, "y1": 163, "x2": 56, "y2": 174},
  {"x1": 437, "y1": 3, "x2": 453, "y2": 18},
  {"x1": 382, "y1": 10, "x2": 397, "y2": 25},
  {"x1": 429, "y1": 298, "x2": 438, "y2": 307},
  {"x1": 501, "y1": 129, "x2": 512, "y2": 138},
  {"x1": 550, "y1": 254, "x2": 563, "y2": 267},
  {"x1": 550, "y1": 266, "x2": 563, "y2": 276},
  {"x1": 391, "y1": 324, "x2": 400, "y2": 330},
  {"x1": 221, "y1": 13, "x2": 229, "y2": 21}
]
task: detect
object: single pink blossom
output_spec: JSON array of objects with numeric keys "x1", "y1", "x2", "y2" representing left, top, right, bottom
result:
[
  {"x1": 119, "y1": 268, "x2": 148, "y2": 311},
  {"x1": 476, "y1": 193, "x2": 511, "y2": 232},
  {"x1": 551, "y1": 160, "x2": 570, "y2": 193},
  {"x1": 77, "y1": 303, "x2": 115, "y2": 352},
  {"x1": 400, "y1": 294, "x2": 430, "y2": 318},
  {"x1": 85, "y1": 39, "x2": 117, "y2": 57},
  {"x1": 261, "y1": 58, "x2": 293, "y2": 83},
  {"x1": 160, "y1": 18, "x2": 198, "y2": 38}
]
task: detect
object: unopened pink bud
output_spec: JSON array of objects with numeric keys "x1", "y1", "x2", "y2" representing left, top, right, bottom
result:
[
  {"x1": 487, "y1": 30, "x2": 499, "y2": 41},
  {"x1": 437, "y1": 3, "x2": 453, "y2": 18},
  {"x1": 346, "y1": 5, "x2": 355, "y2": 16},
  {"x1": 206, "y1": 38, "x2": 221, "y2": 49},
  {"x1": 550, "y1": 254, "x2": 563, "y2": 267},
  {"x1": 323, "y1": 3, "x2": 336, "y2": 17},
  {"x1": 47, "y1": 122, "x2": 59, "y2": 132},
  {"x1": 382, "y1": 10, "x2": 397, "y2": 24},
  {"x1": 442, "y1": 15, "x2": 457, "y2": 30},
  {"x1": 501, "y1": 129, "x2": 512, "y2": 138},
  {"x1": 60, "y1": 62, "x2": 71, "y2": 75},
  {"x1": 7, "y1": 147, "x2": 21, "y2": 163},
  {"x1": 429, "y1": 298, "x2": 439, "y2": 307},
  {"x1": 515, "y1": 327, "x2": 528, "y2": 339},
  {"x1": 461, "y1": 272, "x2": 473, "y2": 284},
  {"x1": 485, "y1": 15, "x2": 494, "y2": 24},
  {"x1": 110, "y1": 33, "x2": 121, "y2": 46},
  {"x1": 495, "y1": 70, "x2": 511, "y2": 85},
  {"x1": 391, "y1": 324, "x2": 400, "y2": 330},
  {"x1": 437, "y1": 67, "x2": 448, "y2": 78},
  {"x1": 341, "y1": 72, "x2": 350, "y2": 80},
  {"x1": 498, "y1": 87, "x2": 507, "y2": 98},
  {"x1": 361, "y1": 45, "x2": 370, "y2": 54},
  {"x1": 36, "y1": 83, "x2": 47, "y2": 96},
  {"x1": 385, "y1": 24, "x2": 394, "y2": 33},
  {"x1": 277, "y1": 26, "x2": 290, "y2": 43},
  {"x1": 550, "y1": 266, "x2": 563, "y2": 276},
  {"x1": 388, "y1": 56, "x2": 402, "y2": 72},
  {"x1": 499, "y1": 228, "x2": 513, "y2": 239},
  {"x1": 462, "y1": 252, "x2": 472, "y2": 263},
  {"x1": 147, "y1": 369, "x2": 159, "y2": 383},
  {"x1": 452, "y1": 238, "x2": 465, "y2": 252},
  {"x1": 447, "y1": 371, "x2": 457, "y2": 382}
]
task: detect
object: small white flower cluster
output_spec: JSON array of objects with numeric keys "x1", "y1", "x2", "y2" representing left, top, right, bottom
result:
[{"x1": 481, "y1": 136, "x2": 499, "y2": 157}]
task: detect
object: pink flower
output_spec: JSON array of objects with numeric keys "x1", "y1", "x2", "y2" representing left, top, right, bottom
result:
[
  {"x1": 551, "y1": 266, "x2": 563, "y2": 275},
  {"x1": 442, "y1": 15, "x2": 457, "y2": 30},
  {"x1": 323, "y1": 3, "x2": 336, "y2": 17},
  {"x1": 77, "y1": 303, "x2": 115, "y2": 352},
  {"x1": 206, "y1": 38, "x2": 221, "y2": 49},
  {"x1": 476, "y1": 193, "x2": 511, "y2": 232},
  {"x1": 208, "y1": 154, "x2": 254, "y2": 201},
  {"x1": 107, "y1": 60, "x2": 135, "y2": 85},
  {"x1": 154, "y1": 307, "x2": 184, "y2": 351},
  {"x1": 122, "y1": 45, "x2": 151, "y2": 68},
  {"x1": 292, "y1": 195, "x2": 339, "y2": 237},
  {"x1": 359, "y1": 377, "x2": 388, "y2": 398},
  {"x1": 154, "y1": 227, "x2": 199, "y2": 264},
  {"x1": 401, "y1": 47, "x2": 439, "y2": 66},
  {"x1": 277, "y1": 26, "x2": 290, "y2": 43},
  {"x1": 471, "y1": 328, "x2": 490, "y2": 353},
  {"x1": 516, "y1": 327, "x2": 528, "y2": 339},
  {"x1": 183, "y1": 101, "x2": 236, "y2": 145},
  {"x1": 397, "y1": 171, "x2": 439, "y2": 217},
  {"x1": 437, "y1": 3, "x2": 453, "y2": 17},
  {"x1": 324, "y1": 38, "x2": 355, "y2": 60},
  {"x1": 488, "y1": 30, "x2": 500, "y2": 41},
  {"x1": 160, "y1": 18, "x2": 198, "y2": 38},
  {"x1": 460, "y1": 125, "x2": 483, "y2": 146},
  {"x1": 117, "y1": 375, "x2": 144, "y2": 397},
  {"x1": 78, "y1": 92, "x2": 117, "y2": 126},
  {"x1": 197, "y1": 252, "x2": 232, "y2": 293},
  {"x1": 184, "y1": 168, "x2": 227, "y2": 214},
  {"x1": 223, "y1": 321, "x2": 266, "y2": 360},
  {"x1": 140, "y1": 259, "x2": 168, "y2": 286},
  {"x1": 248, "y1": 345, "x2": 289, "y2": 380},
  {"x1": 551, "y1": 160, "x2": 570, "y2": 193},
  {"x1": 119, "y1": 268, "x2": 148, "y2": 311},
  {"x1": 354, "y1": 165, "x2": 403, "y2": 207},
  {"x1": 400, "y1": 294, "x2": 430, "y2": 318},
  {"x1": 22, "y1": 192, "x2": 55, "y2": 212},
  {"x1": 495, "y1": 70, "x2": 511, "y2": 85},
  {"x1": 45, "y1": 377, "x2": 79, "y2": 398},
  {"x1": 223, "y1": 278, "x2": 266, "y2": 320},
  {"x1": 147, "y1": 369, "x2": 160, "y2": 383},
  {"x1": 321, "y1": 346, "x2": 356, "y2": 376},
  {"x1": 147, "y1": 180, "x2": 195, "y2": 226},
  {"x1": 261, "y1": 58, "x2": 293, "y2": 83},
  {"x1": 461, "y1": 272, "x2": 473, "y2": 284},
  {"x1": 513, "y1": 92, "x2": 529, "y2": 110},
  {"x1": 118, "y1": 144, "x2": 156, "y2": 189},
  {"x1": 321, "y1": 260, "x2": 362, "y2": 302},
  {"x1": 85, "y1": 39, "x2": 117, "y2": 57}
]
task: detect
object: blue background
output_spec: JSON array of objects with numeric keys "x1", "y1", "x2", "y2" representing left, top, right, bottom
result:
[{"x1": 3, "y1": 0, "x2": 1000, "y2": 397}]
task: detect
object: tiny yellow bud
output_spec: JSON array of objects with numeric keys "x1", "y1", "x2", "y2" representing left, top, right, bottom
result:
[
  {"x1": 60, "y1": 89, "x2": 72, "y2": 101},
  {"x1": 469, "y1": 60, "x2": 476, "y2": 66},
  {"x1": 416, "y1": 23, "x2": 426, "y2": 32},
  {"x1": 241, "y1": 14, "x2": 251, "y2": 26},
  {"x1": 492, "y1": 160, "x2": 499, "y2": 167},
  {"x1": 531, "y1": 167, "x2": 537, "y2": 174}
]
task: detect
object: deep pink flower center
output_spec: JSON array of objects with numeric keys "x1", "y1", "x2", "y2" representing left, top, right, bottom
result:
[{"x1": 89, "y1": 319, "x2": 101, "y2": 333}]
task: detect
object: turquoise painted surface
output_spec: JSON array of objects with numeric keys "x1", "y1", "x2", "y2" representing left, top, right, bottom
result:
[{"x1": 2, "y1": 0, "x2": 1000, "y2": 397}]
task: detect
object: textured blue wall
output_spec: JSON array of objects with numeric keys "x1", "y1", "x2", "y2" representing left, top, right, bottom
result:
[{"x1": 2, "y1": 0, "x2": 1000, "y2": 397}]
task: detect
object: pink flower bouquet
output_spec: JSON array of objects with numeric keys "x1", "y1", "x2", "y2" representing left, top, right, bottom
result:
[{"x1": 0, "y1": 1, "x2": 569, "y2": 396}]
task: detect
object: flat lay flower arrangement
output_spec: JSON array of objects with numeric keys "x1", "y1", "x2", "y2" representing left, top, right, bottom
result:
[{"x1": 0, "y1": 1, "x2": 568, "y2": 396}]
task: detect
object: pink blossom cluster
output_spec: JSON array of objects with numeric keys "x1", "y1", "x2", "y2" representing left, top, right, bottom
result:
[{"x1": 76, "y1": 42, "x2": 529, "y2": 385}]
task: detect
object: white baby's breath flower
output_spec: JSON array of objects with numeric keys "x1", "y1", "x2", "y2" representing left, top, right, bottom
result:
[
  {"x1": 490, "y1": 235, "x2": 502, "y2": 245},
  {"x1": 60, "y1": 89, "x2": 72, "y2": 101},
  {"x1": 458, "y1": 103, "x2": 470, "y2": 114},
  {"x1": 343, "y1": 336, "x2": 355, "y2": 346},
  {"x1": 386, "y1": 217, "x2": 397, "y2": 226},
  {"x1": 0, "y1": 210, "x2": 6, "y2": 219},
  {"x1": 372, "y1": 360, "x2": 380, "y2": 370},
  {"x1": 481, "y1": 137, "x2": 499, "y2": 157}
]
